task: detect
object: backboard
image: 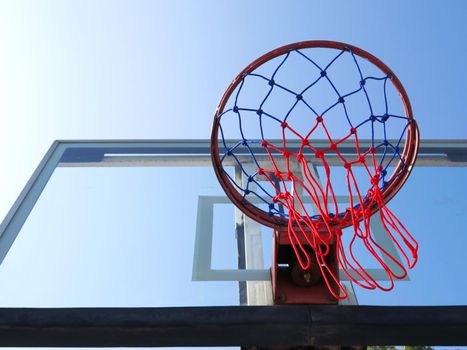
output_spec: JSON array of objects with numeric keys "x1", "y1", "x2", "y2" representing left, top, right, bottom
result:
[{"x1": 0, "y1": 139, "x2": 466, "y2": 347}]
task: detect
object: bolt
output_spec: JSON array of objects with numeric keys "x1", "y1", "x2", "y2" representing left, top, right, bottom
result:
[{"x1": 304, "y1": 272, "x2": 311, "y2": 284}]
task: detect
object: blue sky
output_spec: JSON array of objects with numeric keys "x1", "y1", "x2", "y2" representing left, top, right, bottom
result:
[
  {"x1": 0, "y1": 0, "x2": 466, "y2": 331},
  {"x1": 1, "y1": 0, "x2": 467, "y2": 216}
]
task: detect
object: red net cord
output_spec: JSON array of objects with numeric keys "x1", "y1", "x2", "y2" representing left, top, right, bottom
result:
[{"x1": 258, "y1": 117, "x2": 419, "y2": 300}]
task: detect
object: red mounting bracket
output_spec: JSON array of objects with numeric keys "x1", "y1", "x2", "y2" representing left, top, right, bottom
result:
[{"x1": 271, "y1": 227, "x2": 339, "y2": 305}]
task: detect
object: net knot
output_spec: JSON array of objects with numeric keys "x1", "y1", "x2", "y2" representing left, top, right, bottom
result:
[
  {"x1": 344, "y1": 162, "x2": 351, "y2": 169},
  {"x1": 369, "y1": 146, "x2": 376, "y2": 154},
  {"x1": 320, "y1": 70, "x2": 327, "y2": 77},
  {"x1": 382, "y1": 113, "x2": 389, "y2": 122},
  {"x1": 330, "y1": 143, "x2": 338, "y2": 151},
  {"x1": 350, "y1": 127, "x2": 357, "y2": 134},
  {"x1": 296, "y1": 94, "x2": 303, "y2": 100},
  {"x1": 261, "y1": 140, "x2": 268, "y2": 147},
  {"x1": 268, "y1": 79, "x2": 275, "y2": 86},
  {"x1": 233, "y1": 106, "x2": 239, "y2": 113},
  {"x1": 257, "y1": 168, "x2": 264, "y2": 175},
  {"x1": 370, "y1": 174, "x2": 380, "y2": 186},
  {"x1": 256, "y1": 109, "x2": 263, "y2": 116},
  {"x1": 338, "y1": 96, "x2": 345, "y2": 103},
  {"x1": 315, "y1": 150, "x2": 324, "y2": 159},
  {"x1": 301, "y1": 139, "x2": 310, "y2": 146},
  {"x1": 344, "y1": 208, "x2": 352, "y2": 219},
  {"x1": 358, "y1": 155, "x2": 366, "y2": 164},
  {"x1": 316, "y1": 116, "x2": 323, "y2": 122},
  {"x1": 283, "y1": 150, "x2": 290, "y2": 158},
  {"x1": 274, "y1": 192, "x2": 289, "y2": 202},
  {"x1": 281, "y1": 121, "x2": 288, "y2": 128}
]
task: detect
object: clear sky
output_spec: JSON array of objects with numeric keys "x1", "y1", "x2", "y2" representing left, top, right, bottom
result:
[
  {"x1": 0, "y1": 1, "x2": 466, "y2": 347},
  {"x1": 1, "y1": 0, "x2": 467, "y2": 217}
]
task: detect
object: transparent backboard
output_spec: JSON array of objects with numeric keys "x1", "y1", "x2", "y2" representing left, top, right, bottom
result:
[{"x1": 0, "y1": 139, "x2": 465, "y2": 309}]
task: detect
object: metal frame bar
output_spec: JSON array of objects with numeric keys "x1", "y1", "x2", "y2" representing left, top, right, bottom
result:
[
  {"x1": 56, "y1": 139, "x2": 467, "y2": 167},
  {"x1": 0, "y1": 142, "x2": 65, "y2": 265},
  {"x1": 0, "y1": 305, "x2": 465, "y2": 347}
]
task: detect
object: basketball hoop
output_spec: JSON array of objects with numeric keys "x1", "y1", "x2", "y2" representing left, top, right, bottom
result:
[{"x1": 211, "y1": 41, "x2": 419, "y2": 302}]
